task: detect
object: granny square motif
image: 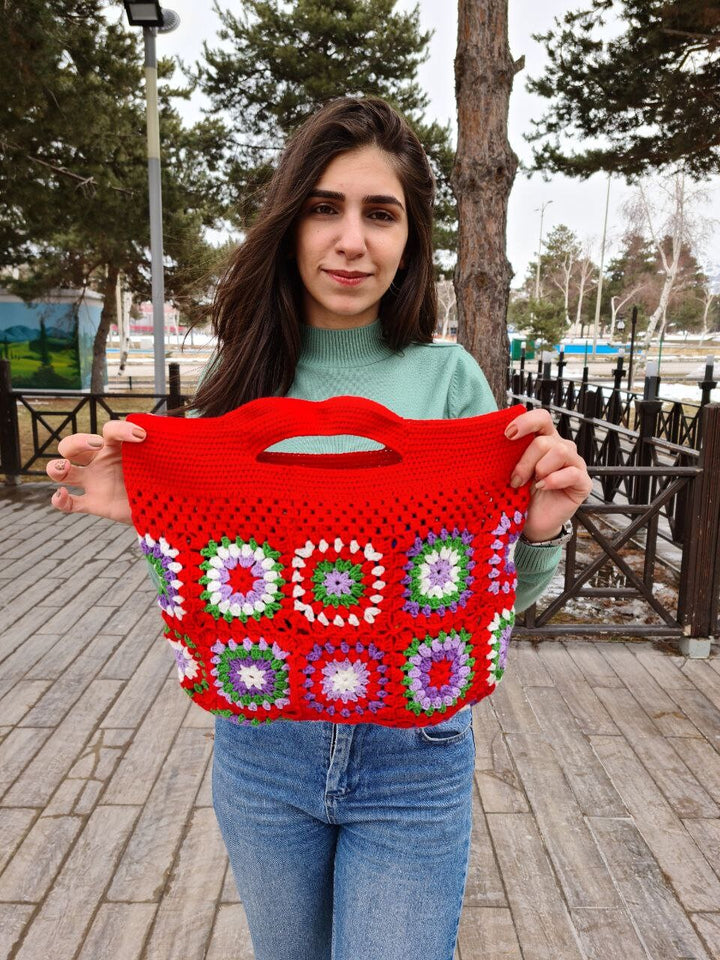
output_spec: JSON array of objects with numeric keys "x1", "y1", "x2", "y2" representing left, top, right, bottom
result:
[{"x1": 122, "y1": 395, "x2": 532, "y2": 730}]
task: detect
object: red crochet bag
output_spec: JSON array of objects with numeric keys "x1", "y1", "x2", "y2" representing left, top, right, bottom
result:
[{"x1": 122, "y1": 395, "x2": 532, "y2": 730}]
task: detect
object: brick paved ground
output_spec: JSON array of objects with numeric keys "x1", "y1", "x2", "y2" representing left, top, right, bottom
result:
[{"x1": 0, "y1": 484, "x2": 719, "y2": 960}]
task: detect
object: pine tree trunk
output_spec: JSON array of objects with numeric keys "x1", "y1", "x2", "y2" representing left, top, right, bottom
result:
[
  {"x1": 451, "y1": 0, "x2": 519, "y2": 408},
  {"x1": 91, "y1": 263, "x2": 119, "y2": 394}
]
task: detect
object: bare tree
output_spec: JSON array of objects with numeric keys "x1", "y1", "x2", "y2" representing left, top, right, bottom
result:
[
  {"x1": 435, "y1": 279, "x2": 456, "y2": 339},
  {"x1": 569, "y1": 239, "x2": 597, "y2": 337},
  {"x1": 696, "y1": 287, "x2": 718, "y2": 342},
  {"x1": 609, "y1": 283, "x2": 646, "y2": 338},
  {"x1": 624, "y1": 169, "x2": 713, "y2": 348},
  {"x1": 548, "y1": 250, "x2": 575, "y2": 326},
  {"x1": 452, "y1": 0, "x2": 521, "y2": 406}
]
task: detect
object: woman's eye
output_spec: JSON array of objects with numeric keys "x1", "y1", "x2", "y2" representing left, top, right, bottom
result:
[
  {"x1": 368, "y1": 210, "x2": 395, "y2": 222},
  {"x1": 311, "y1": 203, "x2": 336, "y2": 215}
]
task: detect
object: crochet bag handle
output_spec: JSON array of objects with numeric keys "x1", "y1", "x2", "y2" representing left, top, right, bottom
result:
[{"x1": 241, "y1": 394, "x2": 410, "y2": 460}]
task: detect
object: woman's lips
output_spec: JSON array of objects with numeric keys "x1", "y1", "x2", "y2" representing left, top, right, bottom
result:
[{"x1": 325, "y1": 270, "x2": 371, "y2": 287}]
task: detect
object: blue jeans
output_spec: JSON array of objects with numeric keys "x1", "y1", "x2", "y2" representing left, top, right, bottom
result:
[{"x1": 212, "y1": 705, "x2": 475, "y2": 960}]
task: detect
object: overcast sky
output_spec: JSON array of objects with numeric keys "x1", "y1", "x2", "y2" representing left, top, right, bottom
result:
[{"x1": 142, "y1": 0, "x2": 720, "y2": 288}]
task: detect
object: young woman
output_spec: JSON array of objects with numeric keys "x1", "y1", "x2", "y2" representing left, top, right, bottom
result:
[{"x1": 48, "y1": 97, "x2": 592, "y2": 960}]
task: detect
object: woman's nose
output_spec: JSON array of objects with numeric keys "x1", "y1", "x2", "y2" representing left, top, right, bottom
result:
[{"x1": 335, "y1": 214, "x2": 367, "y2": 257}]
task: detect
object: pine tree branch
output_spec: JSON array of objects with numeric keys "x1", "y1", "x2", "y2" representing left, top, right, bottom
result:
[
  {"x1": 27, "y1": 155, "x2": 134, "y2": 196},
  {"x1": 660, "y1": 28, "x2": 720, "y2": 46}
]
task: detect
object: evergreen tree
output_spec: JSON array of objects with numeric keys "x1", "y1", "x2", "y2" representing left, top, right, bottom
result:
[
  {"x1": 517, "y1": 224, "x2": 600, "y2": 333},
  {"x1": 508, "y1": 296, "x2": 566, "y2": 350},
  {"x1": 603, "y1": 232, "x2": 658, "y2": 332},
  {"x1": 525, "y1": 0, "x2": 720, "y2": 179},
  {"x1": 1, "y1": 0, "x2": 228, "y2": 390},
  {"x1": 37, "y1": 318, "x2": 52, "y2": 368},
  {"x1": 196, "y1": 0, "x2": 456, "y2": 264}
]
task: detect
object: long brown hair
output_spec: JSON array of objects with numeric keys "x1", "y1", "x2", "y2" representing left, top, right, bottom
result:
[{"x1": 191, "y1": 96, "x2": 438, "y2": 416}]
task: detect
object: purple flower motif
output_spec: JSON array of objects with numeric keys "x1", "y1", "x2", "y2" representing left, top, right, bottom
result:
[
  {"x1": 302, "y1": 638, "x2": 388, "y2": 716},
  {"x1": 484, "y1": 510, "x2": 527, "y2": 597},
  {"x1": 211, "y1": 636, "x2": 290, "y2": 711},
  {"x1": 402, "y1": 527, "x2": 476, "y2": 618},
  {"x1": 139, "y1": 533, "x2": 185, "y2": 619},
  {"x1": 401, "y1": 628, "x2": 475, "y2": 715},
  {"x1": 492, "y1": 514, "x2": 512, "y2": 535}
]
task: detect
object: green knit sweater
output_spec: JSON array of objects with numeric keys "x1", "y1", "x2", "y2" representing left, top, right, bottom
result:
[{"x1": 193, "y1": 318, "x2": 562, "y2": 612}]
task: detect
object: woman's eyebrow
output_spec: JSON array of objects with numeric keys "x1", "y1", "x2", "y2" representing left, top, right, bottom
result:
[{"x1": 307, "y1": 189, "x2": 405, "y2": 211}]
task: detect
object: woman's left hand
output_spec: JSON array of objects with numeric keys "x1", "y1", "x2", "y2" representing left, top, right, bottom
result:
[{"x1": 505, "y1": 408, "x2": 593, "y2": 542}]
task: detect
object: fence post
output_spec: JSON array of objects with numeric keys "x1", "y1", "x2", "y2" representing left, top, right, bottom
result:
[
  {"x1": 612, "y1": 352, "x2": 624, "y2": 391},
  {"x1": 539, "y1": 352, "x2": 553, "y2": 409},
  {"x1": 575, "y1": 387, "x2": 598, "y2": 466},
  {"x1": 168, "y1": 362, "x2": 184, "y2": 417},
  {"x1": 696, "y1": 356, "x2": 717, "y2": 448},
  {"x1": 554, "y1": 349, "x2": 565, "y2": 405},
  {"x1": 631, "y1": 396, "x2": 662, "y2": 504},
  {"x1": 677, "y1": 403, "x2": 720, "y2": 657},
  {"x1": 0, "y1": 359, "x2": 21, "y2": 484},
  {"x1": 511, "y1": 370, "x2": 523, "y2": 403}
]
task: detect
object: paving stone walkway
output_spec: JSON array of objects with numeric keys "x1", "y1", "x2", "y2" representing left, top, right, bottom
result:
[{"x1": 0, "y1": 484, "x2": 719, "y2": 960}]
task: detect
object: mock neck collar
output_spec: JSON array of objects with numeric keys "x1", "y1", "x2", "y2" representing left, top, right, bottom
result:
[{"x1": 298, "y1": 317, "x2": 397, "y2": 368}]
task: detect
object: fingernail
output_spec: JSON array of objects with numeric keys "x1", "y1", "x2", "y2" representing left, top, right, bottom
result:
[
  {"x1": 132, "y1": 427, "x2": 146, "y2": 440},
  {"x1": 54, "y1": 460, "x2": 67, "y2": 472},
  {"x1": 535, "y1": 479, "x2": 546, "y2": 489},
  {"x1": 87, "y1": 437, "x2": 103, "y2": 448},
  {"x1": 505, "y1": 424, "x2": 518, "y2": 439},
  {"x1": 510, "y1": 474, "x2": 522, "y2": 488}
]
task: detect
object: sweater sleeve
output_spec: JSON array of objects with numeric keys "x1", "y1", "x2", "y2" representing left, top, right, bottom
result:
[{"x1": 447, "y1": 345, "x2": 561, "y2": 614}]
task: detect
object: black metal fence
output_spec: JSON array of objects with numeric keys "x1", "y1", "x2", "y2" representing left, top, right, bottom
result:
[
  {"x1": 508, "y1": 352, "x2": 720, "y2": 644},
  {"x1": 510, "y1": 348, "x2": 718, "y2": 450},
  {"x1": 0, "y1": 360, "x2": 188, "y2": 479}
]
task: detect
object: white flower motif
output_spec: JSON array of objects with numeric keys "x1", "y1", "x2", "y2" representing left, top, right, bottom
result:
[
  {"x1": 292, "y1": 536, "x2": 385, "y2": 627},
  {"x1": 139, "y1": 533, "x2": 185, "y2": 619},
  {"x1": 167, "y1": 636, "x2": 199, "y2": 681}
]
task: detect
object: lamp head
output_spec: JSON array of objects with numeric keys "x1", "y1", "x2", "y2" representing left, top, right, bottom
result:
[
  {"x1": 123, "y1": 1, "x2": 163, "y2": 26},
  {"x1": 123, "y1": 2, "x2": 179, "y2": 31}
]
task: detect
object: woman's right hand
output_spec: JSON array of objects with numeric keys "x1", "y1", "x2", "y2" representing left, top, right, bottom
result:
[{"x1": 46, "y1": 420, "x2": 147, "y2": 525}]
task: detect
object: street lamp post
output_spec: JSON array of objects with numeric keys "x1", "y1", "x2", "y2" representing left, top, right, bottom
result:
[
  {"x1": 591, "y1": 173, "x2": 611, "y2": 359},
  {"x1": 627, "y1": 305, "x2": 638, "y2": 392},
  {"x1": 122, "y1": 1, "x2": 179, "y2": 404}
]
